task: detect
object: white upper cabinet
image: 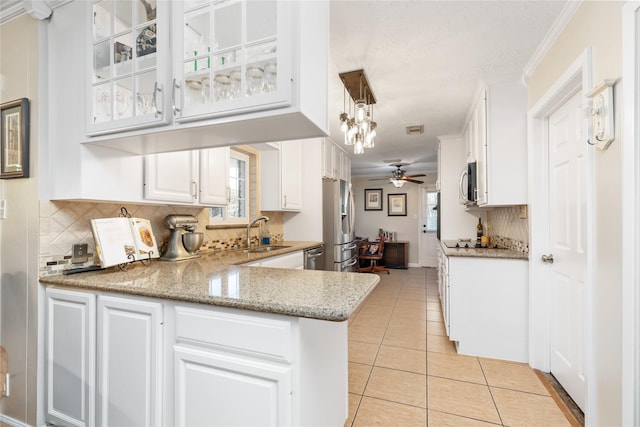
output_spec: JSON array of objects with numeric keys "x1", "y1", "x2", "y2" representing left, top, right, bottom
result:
[
  {"x1": 260, "y1": 140, "x2": 302, "y2": 211},
  {"x1": 322, "y1": 139, "x2": 336, "y2": 180},
  {"x1": 172, "y1": 1, "x2": 291, "y2": 121},
  {"x1": 144, "y1": 146, "x2": 229, "y2": 206},
  {"x1": 87, "y1": 0, "x2": 172, "y2": 136},
  {"x1": 70, "y1": 0, "x2": 328, "y2": 154},
  {"x1": 466, "y1": 80, "x2": 527, "y2": 207}
]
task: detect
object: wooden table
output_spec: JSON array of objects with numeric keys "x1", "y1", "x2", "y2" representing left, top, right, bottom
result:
[{"x1": 383, "y1": 241, "x2": 409, "y2": 269}]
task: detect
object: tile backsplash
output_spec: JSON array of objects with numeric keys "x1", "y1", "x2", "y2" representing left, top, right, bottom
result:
[
  {"x1": 487, "y1": 205, "x2": 529, "y2": 253},
  {"x1": 40, "y1": 200, "x2": 283, "y2": 275}
]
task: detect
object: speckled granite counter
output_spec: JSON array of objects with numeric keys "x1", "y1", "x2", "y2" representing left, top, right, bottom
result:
[
  {"x1": 39, "y1": 241, "x2": 380, "y2": 321},
  {"x1": 440, "y1": 240, "x2": 528, "y2": 260}
]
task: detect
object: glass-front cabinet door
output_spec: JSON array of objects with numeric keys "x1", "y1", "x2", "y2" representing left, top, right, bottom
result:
[
  {"x1": 172, "y1": 0, "x2": 292, "y2": 122},
  {"x1": 87, "y1": 0, "x2": 170, "y2": 135}
]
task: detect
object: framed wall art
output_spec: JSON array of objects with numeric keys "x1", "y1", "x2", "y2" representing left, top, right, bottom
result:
[
  {"x1": 364, "y1": 188, "x2": 383, "y2": 211},
  {"x1": 387, "y1": 193, "x2": 407, "y2": 216},
  {"x1": 0, "y1": 98, "x2": 29, "y2": 179}
]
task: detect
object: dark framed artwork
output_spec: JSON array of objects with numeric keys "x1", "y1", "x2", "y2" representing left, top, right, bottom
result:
[
  {"x1": 0, "y1": 98, "x2": 29, "y2": 179},
  {"x1": 364, "y1": 188, "x2": 383, "y2": 211},
  {"x1": 387, "y1": 193, "x2": 407, "y2": 216}
]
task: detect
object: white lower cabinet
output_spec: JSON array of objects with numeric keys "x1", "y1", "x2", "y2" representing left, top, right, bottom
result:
[
  {"x1": 44, "y1": 287, "x2": 348, "y2": 427},
  {"x1": 96, "y1": 296, "x2": 163, "y2": 427},
  {"x1": 45, "y1": 289, "x2": 163, "y2": 427},
  {"x1": 444, "y1": 255, "x2": 528, "y2": 362},
  {"x1": 46, "y1": 288, "x2": 96, "y2": 427},
  {"x1": 245, "y1": 251, "x2": 303, "y2": 269},
  {"x1": 174, "y1": 346, "x2": 292, "y2": 426}
]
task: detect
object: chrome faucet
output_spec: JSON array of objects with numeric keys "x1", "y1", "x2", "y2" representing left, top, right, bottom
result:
[{"x1": 246, "y1": 215, "x2": 269, "y2": 249}]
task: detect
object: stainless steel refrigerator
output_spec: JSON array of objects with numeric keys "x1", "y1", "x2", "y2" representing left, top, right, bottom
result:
[{"x1": 322, "y1": 179, "x2": 358, "y2": 272}]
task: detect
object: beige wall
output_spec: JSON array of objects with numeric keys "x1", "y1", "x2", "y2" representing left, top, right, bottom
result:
[
  {"x1": 0, "y1": 14, "x2": 40, "y2": 426},
  {"x1": 527, "y1": 2, "x2": 624, "y2": 424}
]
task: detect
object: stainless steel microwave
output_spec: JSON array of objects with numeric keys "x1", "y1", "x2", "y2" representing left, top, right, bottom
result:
[{"x1": 459, "y1": 161, "x2": 477, "y2": 205}]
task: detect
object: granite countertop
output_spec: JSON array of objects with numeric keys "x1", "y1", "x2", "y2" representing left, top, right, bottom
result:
[
  {"x1": 39, "y1": 241, "x2": 380, "y2": 322},
  {"x1": 440, "y1": 240, "x2": 528, "y2": 260}
]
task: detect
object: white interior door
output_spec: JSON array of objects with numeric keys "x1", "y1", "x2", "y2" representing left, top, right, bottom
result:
[
  {"x1": 548, "y1": 90, "x2": 587, "y2": 410},
  {"x1": 419, "y1": 189, "x2": 438, "y2": 267}
]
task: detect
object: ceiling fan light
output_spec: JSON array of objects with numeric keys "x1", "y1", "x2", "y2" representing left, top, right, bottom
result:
[{"x1": 391, "y1": 179, "x2": 405, "y2": 188}]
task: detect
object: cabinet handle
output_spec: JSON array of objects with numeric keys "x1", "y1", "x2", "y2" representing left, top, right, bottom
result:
[
  {"x1": 227, "y1": 187, "x2": 231, "y2": 203},
  {"x1": 192, "y1": 181, "x2": 198, "y2": 199},
  {"x1": 172, "y1": 78, "x2": 181, "y2": 116},
  {"x1": 283, "y1": 194, "x2": 287, "y2": 207},
  {"x1": 152, "y1": 82, "x2": 162, "y2": 118}
]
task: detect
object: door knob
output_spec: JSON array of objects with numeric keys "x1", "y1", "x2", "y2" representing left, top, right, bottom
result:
[{"x1": 541, "y1": 254, "x2": 554, "y2": 264}]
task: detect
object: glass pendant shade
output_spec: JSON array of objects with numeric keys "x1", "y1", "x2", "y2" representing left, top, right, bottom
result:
[
  {"x1": 354, "y1": 102, "x2": 366, "y2": 124},
  {"x1": 354, "y1": 139, "x2": 364, "y2": 154}
]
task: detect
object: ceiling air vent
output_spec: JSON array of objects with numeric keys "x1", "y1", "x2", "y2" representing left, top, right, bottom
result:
[{"x1": 406, "y1": 125, "x2": 424, "y2": 135}]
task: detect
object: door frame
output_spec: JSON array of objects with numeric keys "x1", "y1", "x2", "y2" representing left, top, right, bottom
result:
[
  {"x1": 527, "y1": 48, "x2": 594, "y2": 419},
  {"x1": 418, "y1": 185, "x2": 438, "y2": 267},
  {"x1": 622, "y1": 3, "x2": 640, "y2": 425}
]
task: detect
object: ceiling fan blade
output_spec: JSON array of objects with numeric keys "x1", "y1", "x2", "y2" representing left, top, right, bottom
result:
[
  {"x1": 405, "y1": 173, "x2": 426, "y2": 178},
  {"x1": 402, "y1": 178, "x2": 424, "y2": 184}
]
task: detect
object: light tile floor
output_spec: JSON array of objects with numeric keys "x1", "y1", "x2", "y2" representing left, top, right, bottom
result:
[{"x1": 345, "y1": 267, "x2": 573, "y2": 427}]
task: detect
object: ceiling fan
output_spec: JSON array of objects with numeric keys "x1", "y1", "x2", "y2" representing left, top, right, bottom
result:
[{"x1": 370, "y1": 164, "x2": 426, "y2": 187}]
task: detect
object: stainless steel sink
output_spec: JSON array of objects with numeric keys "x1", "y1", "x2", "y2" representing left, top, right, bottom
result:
[{"x1": 243, "y1": 245, "x2": 292, "y2": 253}]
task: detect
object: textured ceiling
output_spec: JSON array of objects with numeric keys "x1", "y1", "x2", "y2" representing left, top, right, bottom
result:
[
  {"x1": 1, "y1": 1, "x2": 567, "y2": 179},
  {"x1": 329, "y1": 1, "x2": 567, "y2": 177}
]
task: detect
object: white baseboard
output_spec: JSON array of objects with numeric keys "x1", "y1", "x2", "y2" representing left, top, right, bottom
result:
[{"x1": 0, "y1": 413, "x2": 30, "y2": 427}]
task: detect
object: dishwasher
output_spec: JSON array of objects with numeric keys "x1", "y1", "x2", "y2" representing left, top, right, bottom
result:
[{"x1": 303, "y1": 245, "x2": 325, "y2": 270}]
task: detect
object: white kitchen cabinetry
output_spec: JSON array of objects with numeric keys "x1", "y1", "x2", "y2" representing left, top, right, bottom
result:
[
  {"x1": 87, "y1": 1, "x2": 171, "y2": 136},
  {"x1": 96, "y1": 296, "x2": 163, "y2": 427},
  {"x1": 260, "y1": 141, "x2": 302, "y2": 211},
  {"x1": 45, "y1": 289, "x2": 163, "y2": 427},
  {"x1": 321, "y1": 139, "x2": 350, "y2": 182},
  {"x1": 466, "y1": 80, "x2": 527, "y2": 206},
  {"x1": 244, "y1": 251, "x2": 304, "y2": 269},
  {"x1": 144, "y1": 146, "x2": 229, "y2": 206},
  {"x1": 76, "y1": 0, "x2": 328, "y2": 154},
  {"x1": 322, "y1": 139, "x2": 337, "y2": 180},
  {"x1": 444, "y1": 254, "x2": 528, "y2": 362},
  {"x1": 45, "y1": 288, "x2": 96, "y2": 427},
  {"x1": 174, "y1": 306, "x2": 293, "y2": 426},
  {"x1": 44, "y1": 287, "x2": 348, "y2": 427},
  {"x1": 437, "y1": 247, "x2": 450, "y2": 335}
]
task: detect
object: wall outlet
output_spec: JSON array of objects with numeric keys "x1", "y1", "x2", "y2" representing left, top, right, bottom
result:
[
  {"x1": 72, "y1": 243, "x2": 89, "y2": 264},
  {"x1": 0, "y1": 199, "x2": 6, "y2": 219},
  {"x1": 3, "y1": 373, "x2": 9, "y2": 397}
]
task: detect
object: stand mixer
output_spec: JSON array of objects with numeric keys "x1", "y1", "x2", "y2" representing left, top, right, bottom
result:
[{"x1": 159, "y1": 214, "x2": 203, "y2": 262}]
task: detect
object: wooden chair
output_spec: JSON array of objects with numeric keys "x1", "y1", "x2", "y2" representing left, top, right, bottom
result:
[{"x1": 359, "y1": 238, "x2": 390, "y2": 274}]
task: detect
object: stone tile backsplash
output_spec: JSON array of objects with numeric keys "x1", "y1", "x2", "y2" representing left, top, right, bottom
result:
[
  {"x1": 487, "y1": 205, "x2": 529, "y2": 254},
  {"x1": 40, "y1": 200, "x2": 284, "y2": 275}
]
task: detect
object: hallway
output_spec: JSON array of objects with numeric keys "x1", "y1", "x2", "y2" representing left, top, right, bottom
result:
[{"x1": 345, "y1": 267, "x2": 575, "y2": 426}]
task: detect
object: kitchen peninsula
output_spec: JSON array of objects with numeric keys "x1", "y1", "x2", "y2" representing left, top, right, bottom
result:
[{"x1": 40, "y1": 242, "x2": 379, "y2": 427}]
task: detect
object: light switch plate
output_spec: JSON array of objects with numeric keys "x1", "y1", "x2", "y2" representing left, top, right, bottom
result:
[
  {"x1": 0, "y1": 200, "x2": 6, "y2": 219},
  {"x1": 72, "y1": 243, "x2": 89, "y2": 264}
]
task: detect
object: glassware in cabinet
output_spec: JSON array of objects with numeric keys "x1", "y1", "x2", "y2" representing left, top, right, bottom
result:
[
  {"x1": 88, "y1": 0, "x2": 170, "y2": 135},
  {"x1": 173, "y1": 0, "x2": 292, "y2": 121}
]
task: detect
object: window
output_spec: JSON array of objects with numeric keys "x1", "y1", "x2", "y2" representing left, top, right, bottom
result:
[
  {"x1": 210, "y1": 150, "x2": 249, "y2": 224},
  {"x1": 425, "y1": 191, "x2": 438, "y2": 231}
]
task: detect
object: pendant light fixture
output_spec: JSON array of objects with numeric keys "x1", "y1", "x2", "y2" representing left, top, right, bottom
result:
[{"x1": 338, "y1": 69, "x2": 377, "y2": 154}]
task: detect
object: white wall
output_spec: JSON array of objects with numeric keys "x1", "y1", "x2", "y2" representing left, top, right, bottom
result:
[
  {"x1": 527, "y1": 2, "x2": 623, "y2": 424},
  {"x1": 351, "y1": 173, "x2": 436, "y2": 266},
  {"x1": 0, "y1": 14, "x2": 40, "y2": 426}
]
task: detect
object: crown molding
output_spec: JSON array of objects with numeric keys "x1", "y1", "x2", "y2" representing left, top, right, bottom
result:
[{"x1": 522, "y1": 0, "x2": 583, "y2": 84}]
